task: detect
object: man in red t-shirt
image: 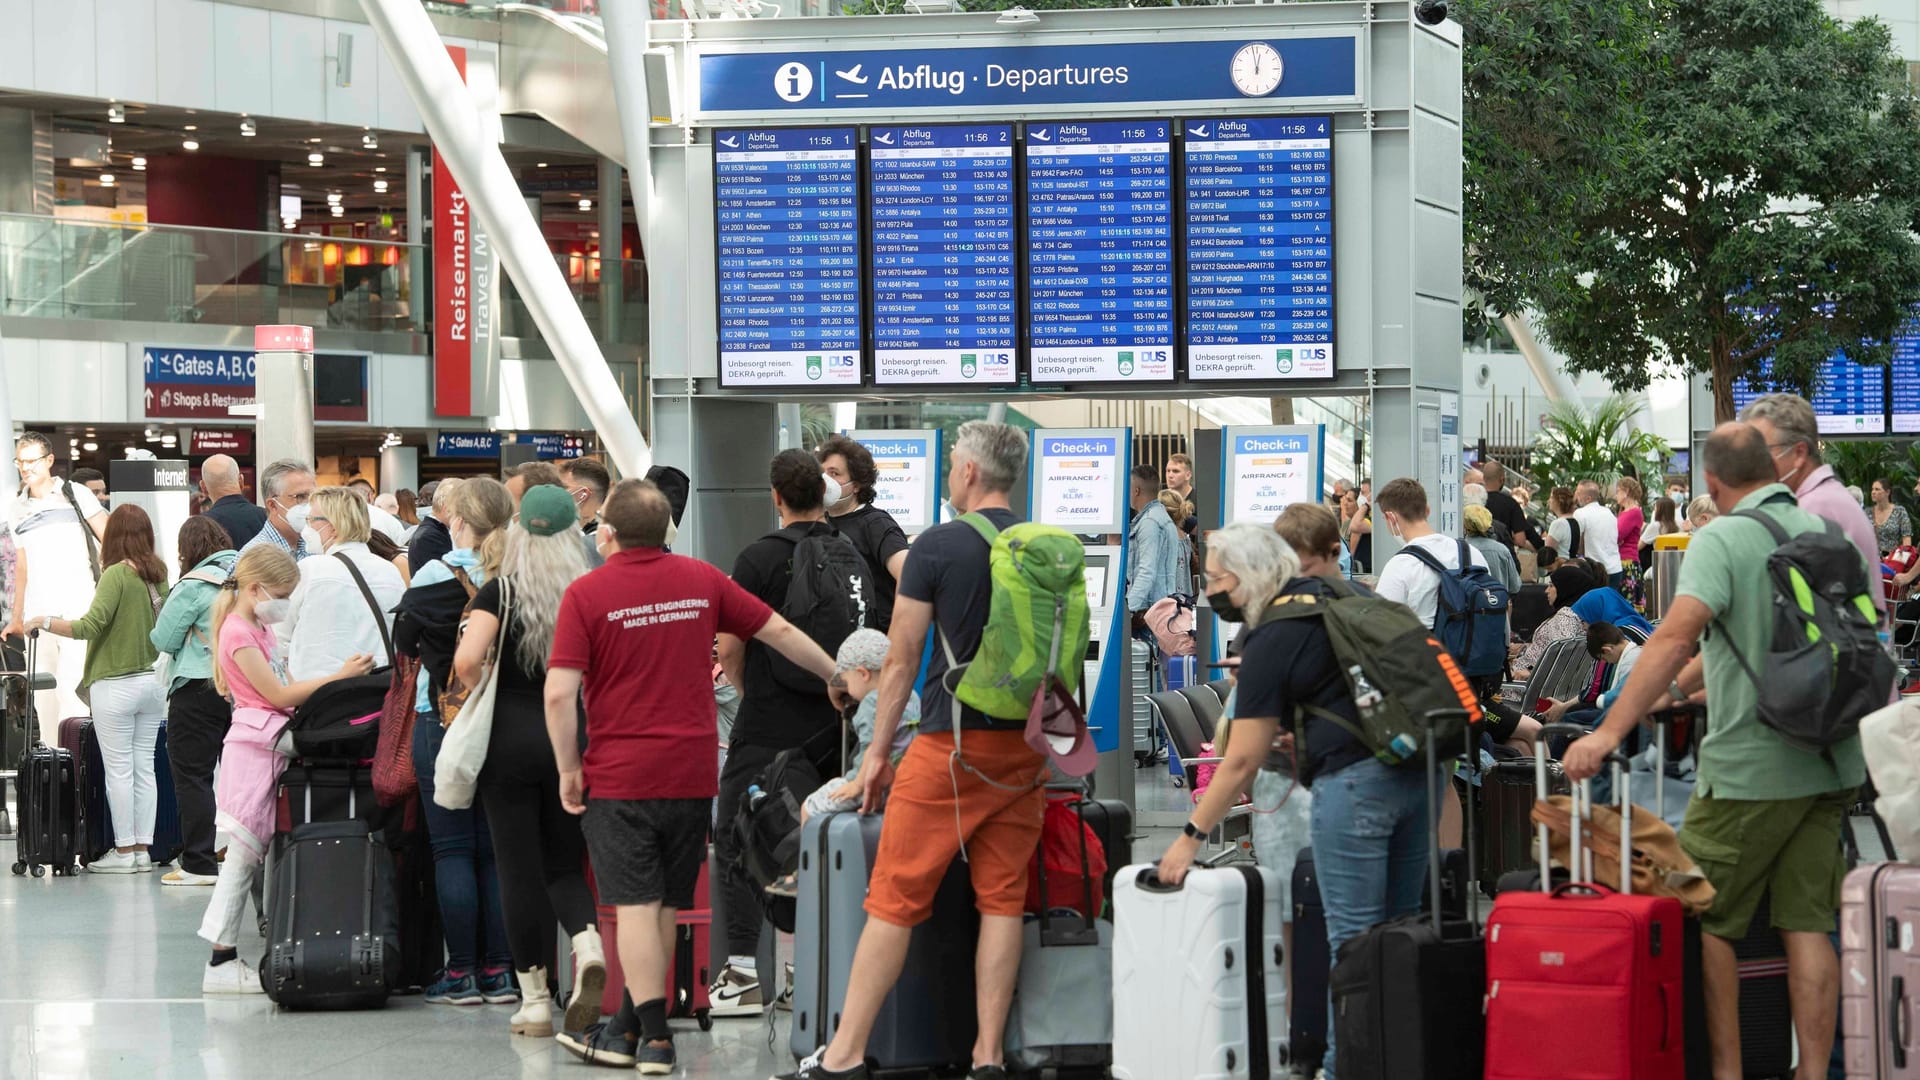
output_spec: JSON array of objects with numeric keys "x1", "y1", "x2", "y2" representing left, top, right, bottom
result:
[{"x1": 545, "y1": 479, "x2": 836, "y2": 1074}]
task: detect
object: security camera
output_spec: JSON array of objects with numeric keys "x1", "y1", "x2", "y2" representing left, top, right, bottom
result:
[{"x1": 1415, "y1": 0, "x2": 1448, "y2": 25}]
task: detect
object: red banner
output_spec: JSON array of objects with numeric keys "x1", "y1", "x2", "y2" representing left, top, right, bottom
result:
[{"x1": 433, "y1": 46, "x2": 474, "y2": 416}]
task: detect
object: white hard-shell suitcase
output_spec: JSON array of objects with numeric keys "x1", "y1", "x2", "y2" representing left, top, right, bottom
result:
[{"x1": 1112, "y1": 861, "x2": 1286, "y2": 1080}]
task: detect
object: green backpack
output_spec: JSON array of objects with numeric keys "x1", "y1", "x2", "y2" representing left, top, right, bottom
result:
[{"x1": 948, "y1": 513, "x2": 1091, "y2": 721}]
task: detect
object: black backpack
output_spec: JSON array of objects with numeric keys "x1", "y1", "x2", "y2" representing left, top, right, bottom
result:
[
  {"x1": 1715, "y1": 498, "x2": 1895, "y2": 756},
  {"x1": 766, "y1": 525, "x2": 873, "y2": 693}
]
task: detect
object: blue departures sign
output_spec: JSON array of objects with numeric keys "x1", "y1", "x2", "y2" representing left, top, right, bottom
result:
[
  {"x1": 869, "y1": 124, "x2": 1018, "y2": 385},
  {"x1": 1184, "y1": 116, "x2": 1335, "y2": 380},
  {"x1": 696, "y1": 38, "x2": 1360, "y2": 115},
  {"x1": 1026, "y1": 120, "x2": 1175, "y2": 384},
  {"x1": 1732, "y1": 357, "x2": 1886, "y2": 435},
  {"x1": 1895, "y1": 326, "x2": 1920, "y2": 433},
  {"x1": 714, "y1": 127, "x2": 863, "y2": 387}
]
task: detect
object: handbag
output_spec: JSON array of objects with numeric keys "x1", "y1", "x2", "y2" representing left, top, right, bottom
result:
[
  {"x1": 372, "y1": 655, "x2": 422, "y2": 806},
  {"x1": 287, "y1": 553, "x2": 397, "y2": 761},
  {"x1": 436, "y1": 568, "x2": 484, "y2": 728},
  {"x1": 433, "y1": 577, "x2": 510, "y2": 810}
]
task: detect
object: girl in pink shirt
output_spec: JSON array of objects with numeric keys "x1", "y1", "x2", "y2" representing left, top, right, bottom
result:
[
  {"x1": 197, "y1": 546, "x2": 373, "y2": 995},
  {"x1": 1614, "y1": 477, "x2": 1646, "y2": 567}
]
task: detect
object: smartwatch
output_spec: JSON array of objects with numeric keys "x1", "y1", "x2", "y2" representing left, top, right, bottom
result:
[{"x1": 1182, "y1": 821, "x2": 1208, "y2": 842}]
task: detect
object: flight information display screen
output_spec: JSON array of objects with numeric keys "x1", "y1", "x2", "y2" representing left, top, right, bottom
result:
[
  {"x1": 869, "y1": 123, "x2": 1018, "y2": 385},
  {"x1": 1892, "y1": 323, "x2": 1920, "y2": 433},
  {"x1": 1731, "y1": 356, "x2": 1887, "y2": 435},
  {"x1": 1025, "y1": 120, "x2": 1175, "y2": 384},
  {"x1": 713, "y1": 126, "x2": 862, "y2": 387},
  {"x1": 1183, "y1": 116, "x2": 1334, "y2": 381}
]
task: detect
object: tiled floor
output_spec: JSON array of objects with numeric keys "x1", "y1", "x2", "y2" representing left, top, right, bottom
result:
[{"x1": 0, "y1": 764, "x2": 1190, "y2": 1080}]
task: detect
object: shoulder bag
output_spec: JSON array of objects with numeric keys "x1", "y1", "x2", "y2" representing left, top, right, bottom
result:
[
  {"x1": 433, "y1": 577, "x2": 511, "y2": 810},
  {"x1": 61, "y1": 481, "x2": 102, "y2": 584}
]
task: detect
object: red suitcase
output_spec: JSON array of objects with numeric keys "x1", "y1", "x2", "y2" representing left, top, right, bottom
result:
[
  {"x1": 588, "y1": 852, "x2": 714, "y2": 1029},
  {"x1": 1484, "y1": 726, "x2": 1686, "y2": 1080}
]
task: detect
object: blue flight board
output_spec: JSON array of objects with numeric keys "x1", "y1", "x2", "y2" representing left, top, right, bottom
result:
[
  {"x1": 1892, "y1": 317, "x2": 1920, "y2": 433},
  {"x1": 1183, "y1": 116, "x2": 1334, "y2": 380},
  {"x1": 1731, "y1": 356, "x2": 1886, "y2": 435},
  {"x1": 1025, "y1": 120, "x2": 1175, "y2": 384},
  {"x1": 713, "y1": 127, "x2": 862, "y2": 387},
  {"x1": 869, "y1": 124, "x2": 1018, "y2": 385}
]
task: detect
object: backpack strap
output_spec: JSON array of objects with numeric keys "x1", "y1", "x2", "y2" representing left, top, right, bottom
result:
[
  {"x1": 60, "y1": 481, "x2": 102, "y2": 585},
  {"x1": 957, "y1": 511, "x2": 1001, "y2": 546}
]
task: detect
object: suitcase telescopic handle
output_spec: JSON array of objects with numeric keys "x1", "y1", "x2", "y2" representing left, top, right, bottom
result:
[
  {"x1": 1533, "y1": 724, "x2": 1629, "y2": 892},
  {"x1": 1421, "y1": 708, "x2": 1476, "y2": 933}
]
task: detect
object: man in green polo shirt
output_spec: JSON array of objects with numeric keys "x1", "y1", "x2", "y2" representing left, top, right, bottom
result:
[{"x1": 1565, "y1": 421, "x2": 1864, "y2": 1080}]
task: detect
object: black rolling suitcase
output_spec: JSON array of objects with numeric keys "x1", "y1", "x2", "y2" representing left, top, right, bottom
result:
[
  {"x1": 1072, "y1": 794, "x2": 1132, "y2": 907},
  {"x1": 1329, "y1": 711, "x2": 1485, "y2": 1080},
  {"x1": 1290, "y1": 849, "x2": 1330, "y2": 1076},
  {"x1": 260, "y1": 770, "x2": 401, "y2": 1008},
  {"x1": 10, "y1": 633, "x2": 83, "y2": 879}
]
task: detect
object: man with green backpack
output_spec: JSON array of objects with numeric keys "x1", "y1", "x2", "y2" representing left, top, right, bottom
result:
[{"x1": 780, "y1": 420, "x2": 1092, "y2": 1080}]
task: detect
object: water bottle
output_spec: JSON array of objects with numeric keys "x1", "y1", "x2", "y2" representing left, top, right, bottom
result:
[
  {"x1": 745, "y1": 784, "x2": 767, "y2": 814},
  {"x1": 1349, "y1": 664, "x2": 1384, "y2": 718}
]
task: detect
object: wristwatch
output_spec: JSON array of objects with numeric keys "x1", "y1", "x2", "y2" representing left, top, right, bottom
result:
[
  {"x1": 38, "y1": 616, "x2": 52, "y2": 633},
  {"x1": 1182, "y1": 821, "x2": 1208, "y2": 841},
  {"x1": 1667, "y1": 680, "x2": 1687, "y2": 704}
]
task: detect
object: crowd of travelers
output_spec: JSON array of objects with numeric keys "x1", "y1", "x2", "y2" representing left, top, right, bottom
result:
[{"x1": 0, "y1": 390, "x2": 1910, "y2": 1080}]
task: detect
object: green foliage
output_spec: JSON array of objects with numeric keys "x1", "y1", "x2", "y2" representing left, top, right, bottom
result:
[
  {"x1": 1459, "y1": 0, "x2": 1920, "y2": 422},
  {"x1": 1826, "y1": 440, "x2": 1920, "y2": 514},
  {"x1": 1525, "y1": 393, "x2": 1672, "y2": 498}
]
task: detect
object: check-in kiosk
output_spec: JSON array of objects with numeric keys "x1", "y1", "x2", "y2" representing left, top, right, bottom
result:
[{"x1": 1029, "y1": 427, "x2": 1134, "y2": 803}]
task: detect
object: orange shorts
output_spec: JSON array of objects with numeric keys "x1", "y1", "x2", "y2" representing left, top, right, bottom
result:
[{"x1": 864, "y1": 729, "x2": 1049, "y2": 928}]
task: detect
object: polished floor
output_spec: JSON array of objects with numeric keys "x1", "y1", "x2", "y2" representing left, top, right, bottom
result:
[{"x1": 0, "y1": 751, "x2": 1191, "y2": 1080}]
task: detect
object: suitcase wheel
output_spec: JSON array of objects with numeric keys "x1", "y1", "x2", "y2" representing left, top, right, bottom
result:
[
  {"x1": 10, "y1": 860, "x2": 22, "y2": 876},
  {"x1": 696, "y1": 1009, "x2": 711, "y2": 1032},
  {"x1": 31, "y1": 864, "x2": 46, "y2": 878}
]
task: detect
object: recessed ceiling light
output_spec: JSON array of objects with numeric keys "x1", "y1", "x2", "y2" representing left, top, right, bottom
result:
[
  {"x1": 373, "y1": 179, "x2": 388, "y2": 193},
  {"x1": 578, "y1": 198, "x2": 592, "y2": 211},
  {"x1": 183, "y1": 124, "x2": 197, "y2": 131},
  {"x1": 537, "y1": 162, "x2": 549, "y2": 168},
  {"x1": 82, "y1": 441, "x2": 98, "y2": 452},
  {"x1": 362, "y1": 132, "x2": 378, "y2": 150},
  {"x1": 309, "y1": 137, "x2": 323, "y2": 144},
  {"x1": 182, "y1": 139, "x2": 199, "y2": 151},
  {"x1": 375, "y1": 166, "x2": 386, "y2": 173},
  {"x1": 326, "y1": 192, "x2": 342, "y2": 204},
  {"x1": 98, "y1": 173, "x2": 115, "y2": 187},
  {"x1": 240, "y1": 118, "x2": 256, "y2": 137},
  {"x1": 308, "y1": 152, "x2": 324, "y2": 166},
  {"x1": 107, "y1": 104, "x2": 125, "y2": 124},
  {"x1": 131, "y1": 156, "x2": 146, "y2": 170}
]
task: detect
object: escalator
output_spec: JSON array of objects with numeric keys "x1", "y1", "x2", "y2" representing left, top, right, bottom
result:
[{"x1": 494, "y1": 4, "x2": 625, "y2": 165}]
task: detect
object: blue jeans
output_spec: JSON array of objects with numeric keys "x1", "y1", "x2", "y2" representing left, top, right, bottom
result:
[
  {"x1": 1308, "y1": 756, "x2": 1442, "y2": 1079},
  {"x1": 413, "y1": 713, "x2": 512, "y2": 974}
]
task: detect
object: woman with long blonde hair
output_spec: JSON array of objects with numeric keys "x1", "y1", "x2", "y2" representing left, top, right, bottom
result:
[
  {"x1": 196, "y1": 545, "x2": 372, "y2": 994},
  {"x1": 449, "y1": 483, "x2": 601, "y2": 1038}
]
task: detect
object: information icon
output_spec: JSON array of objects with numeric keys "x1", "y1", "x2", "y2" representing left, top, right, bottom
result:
[{"x1": 774, "y1": 62, "x2": 813, "y2": 103}]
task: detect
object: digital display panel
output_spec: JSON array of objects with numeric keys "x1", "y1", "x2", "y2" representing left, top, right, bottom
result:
[
  {"x1": 1730, "y1": 356, "x2": 1886, "y2": 435},
  {"x1": 1025, "y1": 120, "x2": 1174, "y2": 384},
  {"x1": 1183, "y1": 116, "x2": 1334, "y2": 380},
  {"x1": 868, "y1": 124, "x2": 1017, "y2": 385},
  {"x1": 713, "y1": 126, "x2": 862, "y2": 387},
  {"x1": 1890, "y1": 321, "x2": 1920, "y2": 433}
]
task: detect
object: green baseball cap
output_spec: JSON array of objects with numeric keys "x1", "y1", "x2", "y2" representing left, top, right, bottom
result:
[{"x1": 518, "y1": 484, "x2": 579, "y2": 537}]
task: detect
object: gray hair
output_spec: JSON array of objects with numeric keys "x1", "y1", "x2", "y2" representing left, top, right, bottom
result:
[
  {"x1": 954, "y1": 420, "x2": 1027, "y2": 494},
  {"x1": 1738, "y1": 392, "x2": 1822, "y2": 464},
  {"x1": 259, "y1": 458, "x2": 314, "y2": 501},
  {"x1": 432, "y1": 477, "x2": 467, "y2": 515},
  {"x1": 1846, "y1": 484, "x2": 1865, "y2": 505},
  {"x1": 1207, "y1": 521, "x2": 1300, "y2": 627},
  {"x1": 1462, "y1": 483, "x2": 1488, "y2": 508}
]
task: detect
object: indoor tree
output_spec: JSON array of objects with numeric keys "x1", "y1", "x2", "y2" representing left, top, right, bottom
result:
[
  {"x1": 1526, "y1": 393, "x2": 1672, "y2": 498},
  {"x1": 1459, "y1": 0, "x2": 1920, "y2": 421}
]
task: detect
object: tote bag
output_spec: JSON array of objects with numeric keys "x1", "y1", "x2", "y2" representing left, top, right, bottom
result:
[{"x1": 432, "y1": 578, "x2": 511, "y2": 810}]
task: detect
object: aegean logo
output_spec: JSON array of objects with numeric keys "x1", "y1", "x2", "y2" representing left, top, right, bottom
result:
[{"x1": 775, "y1": 61, "x2": 813, "y2": 103}]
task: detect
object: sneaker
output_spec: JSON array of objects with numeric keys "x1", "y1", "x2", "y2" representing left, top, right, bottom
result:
[
  {"x1": 202, "y1": 957, "x2": 265, "y2": 995},
  {"x1": 87, "y1": 850, "x2": 140, "y2": 874},
  {"x1": 134, "y1": 852, "x2": 154, "y2": 873},
  {"x1": 162, "y1": 868, "x2": 218, "y2": 887},
  {"x1": 774, "y1": 961, "x2": 794, "y2": 1013},
  {"x1": 478, "y1": 969, "x2": 520, "y2": 1004},
  {"x1": 773, "y1": 1049, "x2": 868, "y2": 1080},
  {"x1": 423, "y1": 972, "x2": 484, "y2": 1005},
  {"x1": 637, "y1": 1038, "x2": 676, "y2": 1076},
  {"x1": 555, "y1": 1021, "x2": 638, "y2": 1068},
  {"x1": 708, "y1": 963, "x2": 764, "y2": 1018},
  {"x1": 968, "y1": 1068, "x2": 1009, "y2": 1080}
]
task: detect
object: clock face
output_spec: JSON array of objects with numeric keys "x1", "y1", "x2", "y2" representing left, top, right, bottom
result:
[{"x1": 1230, "y1": 43, "x2": 1283, "y2": 97}]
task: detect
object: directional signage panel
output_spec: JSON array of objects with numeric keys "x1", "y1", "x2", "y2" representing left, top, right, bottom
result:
[
  {"x1": 713, "y1": 126, "x2": 863, "y2": 387},
  {"x1": 695, "y1": 37, "x2": 1361, "y2": 116},
  {"x1": 1025, "y1": 120, "x2": 1175, "y2": 384},
  {"x1": 869, "y1": 123, "x2": 1018, "y2": 386},
  {"x1": 1183, "y1": 116, "x2": 1335, "y2": 380}
]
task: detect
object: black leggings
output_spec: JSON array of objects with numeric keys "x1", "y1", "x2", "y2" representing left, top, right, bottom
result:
[
  {"x1": 479, "y1": 769, "x2": 599, "y2": 972},
  {"x1": 1473, "y1": 674, "x2": 1524, "y2": 743}
]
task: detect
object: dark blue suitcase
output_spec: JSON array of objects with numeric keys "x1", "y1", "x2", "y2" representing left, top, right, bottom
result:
[
  {"x1": 72, "y1": 719, "x2": 183, "y2": 865},
  {"x1": 1290, "y1": 848, "x2": 1328, "y2": 1075}
]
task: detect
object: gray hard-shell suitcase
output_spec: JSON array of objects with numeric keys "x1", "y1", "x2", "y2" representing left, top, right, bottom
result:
[{"x1": 789, "y1": 811, "x2": 978, "y2": 1071}]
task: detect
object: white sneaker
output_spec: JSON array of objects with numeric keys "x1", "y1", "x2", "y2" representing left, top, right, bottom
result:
[
  {"x1": 87, "y1": 850, "x2": 140, "y2": 874},
  {"x1": 161, "y1": 868, "x2": 218, "y2": 887},
  {"x1": 202, "y1": 957, "x2": 265, "y2": 995},
  {"x1": 134, "y1": 852, "x2": 154, "y2": 873},
  {"x1": 708, "y1": 963, "x2": 764, "y2": 1018}
]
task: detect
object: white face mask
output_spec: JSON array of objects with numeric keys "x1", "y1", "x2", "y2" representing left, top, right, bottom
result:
[
  {"x1": 257, "y1": 597, "x2": 291, "y2": 625},
  {"x1": 822, "y1": 475, "x2": 844, "y2": 510},
  {"x1": 283, "y1": 502, "x2": 310, "y2": 532}
]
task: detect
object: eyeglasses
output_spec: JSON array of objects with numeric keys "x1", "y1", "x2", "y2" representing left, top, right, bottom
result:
[
  {"x1": 13, "y1": 455, "x2": 47, "y2": 469},
  {"x1": 1203, "y1": 570, "x2": 1238, "y2": 588}
]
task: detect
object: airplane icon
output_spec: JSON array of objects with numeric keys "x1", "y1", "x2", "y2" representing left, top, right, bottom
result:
[
  {"x1": 720, "y1": 135, "x2": 739, "y2": 148},
  {"x1": 1031, "y1": 127, "x2": 1051, "y2": 141},
  {"x1": 835, "y1": 64, "x2": 869, "y2": 84},
  {"x1": 873, "y1": 131, "x2": 895, "y2": 145},
  {"x1": 1190, "y1": 124, "x2": 1210, "y2": 137}
]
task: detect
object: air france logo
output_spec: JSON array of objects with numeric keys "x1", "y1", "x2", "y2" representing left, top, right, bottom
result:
[{"x1": 775, "y1": 62, "x2": 813, "y2": 103}]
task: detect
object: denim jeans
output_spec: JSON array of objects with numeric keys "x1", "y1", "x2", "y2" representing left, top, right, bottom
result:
[
  {"x1": 413, "y1": 713, "x2": 512, "y2": 973},
  {"x1": 1308, "y1": 756, "x2": 1442, "y2": 1079}
]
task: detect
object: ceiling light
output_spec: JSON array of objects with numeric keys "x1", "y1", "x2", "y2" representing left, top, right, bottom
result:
[
  {"x1": 578, "y1": 198, "x2": 592, "y2": 211},
  {"x1": 308, "y1": 152, "x2": 324, "y2": 166},
  {"x1": 182, "y1": 139, "x2": 199, "y2": 151},
  {"x1": 330, "y1": 205, "x2": 345, "y2": 216},
  {"x1": 375, "y1": 166, "x2": 386, "y2": 173},
  {"x1": 107, "y1": 104, "x2": 125, "y2": 124},
  {"x1": 537, "y1": 162, "x2": 549, "y2": 168},
  {"x1": 240, "y1": 118, "x2": 256, "y2": 137},
  {"x1": 82, "y1": 441, "x2": 98, "y2": 452},
  {"x1": 373, "y1": 179, "x2": 388, "y2": 194},
  {"x1": 326, "y1": 192, "x2": 342, "y2": 204},
  {"x1": 98, "y1": 173, "x2": 115, "y2": 187},
  {"x1": 309, "y1": 137, "x2": 323, "y2": 144},
  {"x1": 130, "y1": 156, "x2": 146, "y2": 170},
  {"x1": 362, "y1": 132, "x2": 378, "y2": 150},
  {"x1": 183, "y1": 124, "x2": 197, "y2": 131}
]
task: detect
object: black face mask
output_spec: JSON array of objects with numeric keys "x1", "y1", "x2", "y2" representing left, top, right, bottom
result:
[{"x1": 1208, "y1": 589, "x2": 1246, "y2": 625}]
